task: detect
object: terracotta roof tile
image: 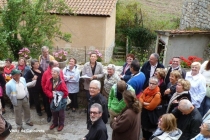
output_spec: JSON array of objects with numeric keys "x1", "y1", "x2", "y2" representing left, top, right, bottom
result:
[
  {"x1": 58, "y1": 0, "x2": 117, "y2": 16},
  {"x1": 0, "y1": 0, "x2": 117, "y2": 17}
]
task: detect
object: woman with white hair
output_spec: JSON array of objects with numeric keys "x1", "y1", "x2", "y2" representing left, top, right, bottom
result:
[
  {"x1": 45, "y1": 67, "x2": 68, "y2": 131},
  {"x1": 185, "y1": 62, "x2": 206, "y2": 112},
  {"x1": 102, "y1": 64, "x2": 120, "y2": 100}
]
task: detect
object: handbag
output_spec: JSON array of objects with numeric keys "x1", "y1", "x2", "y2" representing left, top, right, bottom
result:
[
  {"x1": 50, "y1": 91, "x2": 67, "y2": 112},
  {"x1": 0, "y1": 86, "x2": 3, "y2": 97},
  {"x1": 66, "y1": 96, "x2": 71, "y2": 105},
  {"x1": 27, "y1": 69, "x2": 37, "y2": 88},
  {"x1": 147, "y1": 92, "x2": 164, "y2": 126},
  {"x1": 0, "y1": 115, "x2": 12, "y2": 138},
  {"x1": 147, "y1": 105, "x2": 164, "y2": 126}
]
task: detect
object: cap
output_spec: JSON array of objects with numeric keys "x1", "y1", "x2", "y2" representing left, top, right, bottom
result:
[{"x1": 11, "y1": 69, "x2": 21, "y2": 75}]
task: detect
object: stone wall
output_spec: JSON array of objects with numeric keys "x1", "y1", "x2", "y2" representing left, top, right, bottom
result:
[
  {"x1": 68, "y1": 45, "x2": 113, "y2": 64},
  {"x1": 180, "y1": 0, "x2": 210, "y2": 29}
]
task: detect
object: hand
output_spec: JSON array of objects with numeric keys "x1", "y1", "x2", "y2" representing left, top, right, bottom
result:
[
  {"x1": 172, "y1": 100, "x2": 178, "y2": 103},
  {"x1": 114, "y1": 117, "x2": 117, "y2": 121},
  {"x1": 33, "y1": 75, "x2": 38, "y2": 80},
  {"x1": 119, "y1": 75, "x2": 123, "y2": 79},
  {"x1": 82, "y1": 138, "x2": 86, "y2": 140},
  {"x1": 164, "y1": 89, "x2": 170, "y2": 95},
  {"x1": 92, "y1": 75, "x2": 97, "y2": 79},
  {"x1": 52, "y1": 91, "x2": 56, "y2": 97},
  {"x1": 70, "y1": 76, "x2": 74, "y2": 79},
  {"x1": 143, "y1": 102, "x2": 149, "y2": 106}
]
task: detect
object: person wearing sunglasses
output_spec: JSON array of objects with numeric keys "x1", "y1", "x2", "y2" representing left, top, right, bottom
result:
[{"x1": 83, "y1": 103, "x2": 108, "y2": 140}]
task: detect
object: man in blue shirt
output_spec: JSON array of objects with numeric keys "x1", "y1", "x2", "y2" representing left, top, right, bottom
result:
[{"x1": 127, "y1": 59, "x2": 145, "y2": 96}]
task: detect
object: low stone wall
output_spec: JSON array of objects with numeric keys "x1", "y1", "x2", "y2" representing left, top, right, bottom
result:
[
  {"x1": 68, "y1": 45, "x2": 114, "y2": 64},
  {"x1": 180, "y1": 0, "x2": 210, "y2": 29}
]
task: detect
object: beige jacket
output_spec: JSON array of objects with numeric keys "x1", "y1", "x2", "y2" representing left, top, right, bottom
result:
[{"x1": 82, "y1": 62, "x2": 104, "y2": 90}]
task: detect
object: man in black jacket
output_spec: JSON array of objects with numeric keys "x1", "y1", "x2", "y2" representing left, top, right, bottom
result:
[
  {"x1": 87, "y1": 80, "x2": 108, "y2": 129},
  {"x1": 84, "y1": 103, "x2": 108, "y2": 140},
  {"x1": 172, "y1": 99, "x2": 202, "y2": 140},
  {"x1": 141, "y1": 53, "x2": 164, "y2": 90}
]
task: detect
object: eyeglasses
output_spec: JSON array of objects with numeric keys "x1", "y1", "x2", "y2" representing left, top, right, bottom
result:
[
  {"x1": 89, "y1": 87, "x2": 98, "y2": 90},
  {"x1": 149, "y1": 82, "x2": 157, "y2": 85},
  {"x1": 90, "y1": 111, "x2": 100, "y2": 115}
]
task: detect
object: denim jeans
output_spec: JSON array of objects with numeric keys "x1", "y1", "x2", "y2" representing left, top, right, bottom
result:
[{"x1": 198, "y1": 96, "x2": 210, "y2": 117}]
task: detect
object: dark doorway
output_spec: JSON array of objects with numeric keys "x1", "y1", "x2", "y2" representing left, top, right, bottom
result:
[{"x1": 157, "y1": 39, "x2": 165, "y2": 63}]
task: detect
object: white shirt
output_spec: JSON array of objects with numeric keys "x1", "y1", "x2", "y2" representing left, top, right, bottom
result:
[
  {"x1": 185, "y1": 72, "x2": 206, "y2": 108},
  {"x1": 150, "y1": 63, "x2": 157, "y2": 77},
  {"x1": 200, "y1": 61, "x2": 210, "y2": 84},
  {"x1": 16, "y1": 81, "x2": 27, "y2": 99}
]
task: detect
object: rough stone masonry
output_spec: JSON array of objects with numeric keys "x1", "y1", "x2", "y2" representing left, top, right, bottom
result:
[{"x1": 180, "y1": 0, "x2": 210, "y2": 30}]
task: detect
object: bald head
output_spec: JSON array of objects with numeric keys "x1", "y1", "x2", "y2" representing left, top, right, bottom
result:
[
  {"x1": 49, "y1": 60, "x2": 59, "y2": 68},
  {"x1": 178, "y1": 99, "x2": 194, "y2": 115},
  {"x1": 149, "y1": 53, "x2": 159, "y2": 66}
]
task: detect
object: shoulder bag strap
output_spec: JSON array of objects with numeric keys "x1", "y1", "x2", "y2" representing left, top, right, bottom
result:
[{"x1": 30, "y1": 69, "x2": 35, "y2": 76}]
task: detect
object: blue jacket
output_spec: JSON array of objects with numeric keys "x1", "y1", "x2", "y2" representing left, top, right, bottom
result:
[
  {"x1": 16, "y1": 65, "x2": 31, "y2": 77},
  {"x1": 6, "y1": 77, "x2": 29, "y2": 106},
  {"x1": 127, "y1": 72, "x2": 146, "y2": 95}
]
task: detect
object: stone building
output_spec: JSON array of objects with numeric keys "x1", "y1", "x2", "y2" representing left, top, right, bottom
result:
[
  {"x1": 52, "y1": 0, "x2": 117, "y2": 63},
  {"x1": 155, "y1": 30, "x2": 210, "y2": 66},
  {"x1": 180, "y1": 0, "x2": 210, "y2": 29}
]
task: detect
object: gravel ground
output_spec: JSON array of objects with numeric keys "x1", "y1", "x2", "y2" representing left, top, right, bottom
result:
[{"x1": 4, "y1": 106, "x2": 112, "y2": 140}]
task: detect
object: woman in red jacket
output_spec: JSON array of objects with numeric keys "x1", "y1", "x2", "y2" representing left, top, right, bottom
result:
[{"x1": 45, "y1": 67, "x2": 68, "y2": 131}]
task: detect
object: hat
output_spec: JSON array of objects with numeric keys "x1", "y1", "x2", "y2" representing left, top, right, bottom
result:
[{"x1": 11, "y1": 69, "x2": 21, "y2": 75}]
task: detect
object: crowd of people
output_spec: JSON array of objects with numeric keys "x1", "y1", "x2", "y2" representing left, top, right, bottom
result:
[{"x1": 0, "y1": 46, "x2": 209, "y2": 140}]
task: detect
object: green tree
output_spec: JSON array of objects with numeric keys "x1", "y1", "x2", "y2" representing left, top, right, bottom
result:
[
  {"x1": 0, "y1": 0, "x2": 71, "y2": 60},
  {"x1": 116, "y1": 0, "x2": 155, "y2": 48}
]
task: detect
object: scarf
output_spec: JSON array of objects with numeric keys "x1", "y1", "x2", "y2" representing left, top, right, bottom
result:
[
  {"x1": 141, "y1": 86, "x2": 160, "y2": 103},
  {"x1": 158, "y1": 79, "x2": 163, "y2": 86},
  {"x1": 166, "y1": 91, "x2": 189, "y2": 113},
  {"x1": 53, "y1": 78, "x2": 59, "y2": 90},
  {"x1": 123, "y1": 64, "x2": 130, "y2": 74},
  {"x1": 18, "y1": 65, "x2": 25, "y2": 71}
]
